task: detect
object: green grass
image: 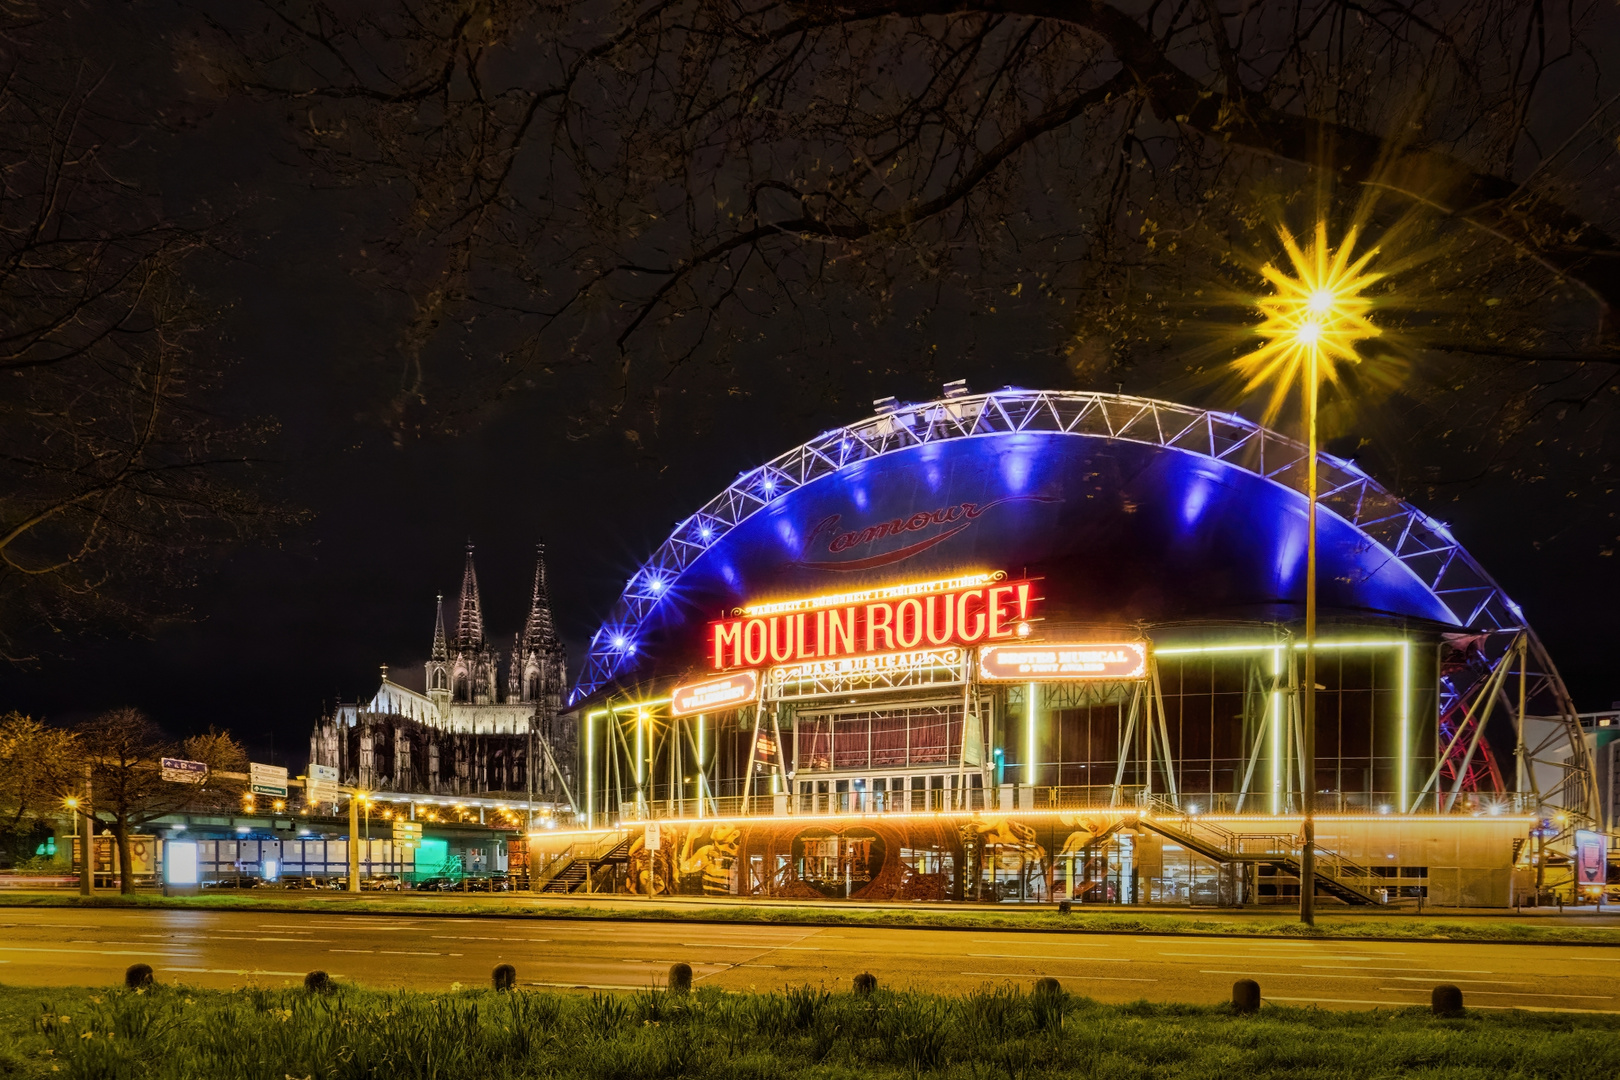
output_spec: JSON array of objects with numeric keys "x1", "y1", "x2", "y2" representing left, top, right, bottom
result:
[
  {"x1": 3, "y1": 889, "x2": 1619, "y2": 946},
  {"x1": 0, "y1": 981, "x2": 1614, "y2": 1079}
]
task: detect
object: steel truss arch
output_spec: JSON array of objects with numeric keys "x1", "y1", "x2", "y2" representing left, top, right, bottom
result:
[{"x1": 570, "y1": 389, "x2": 1598, "y2": 822}]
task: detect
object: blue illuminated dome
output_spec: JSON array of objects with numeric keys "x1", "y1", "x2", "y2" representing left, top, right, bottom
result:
[{"x1": 571, "y1": 390, "x2": 1526, "y2": 705}]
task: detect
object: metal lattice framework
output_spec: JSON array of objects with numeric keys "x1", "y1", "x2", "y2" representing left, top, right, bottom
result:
[{"x1": 570, "y1": 390, "x2": 1597, "y2": 819}]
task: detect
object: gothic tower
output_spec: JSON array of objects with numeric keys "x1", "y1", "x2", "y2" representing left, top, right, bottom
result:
[
  {"x1": 425, "y1": 595, "x2": 450, "y2": 717},
  {"x1": 450, "y1": 543, "x2": 499, "y2": 704},
  {"x1": 509, "y1": 542, "x2": 564, "y2": 703}
]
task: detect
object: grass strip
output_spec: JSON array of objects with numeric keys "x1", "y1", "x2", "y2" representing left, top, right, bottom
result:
[
  {"x1": 3, "y1": 889, "x2": 1619, "y2": 946},
  {"x1": 1, "y1": 980, "x2": 1616, "y2": 1079}
]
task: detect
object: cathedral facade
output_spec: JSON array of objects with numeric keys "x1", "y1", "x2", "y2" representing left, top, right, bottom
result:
[{"x1": 309, "y1": 544, "x2": 576, "y2": 808}]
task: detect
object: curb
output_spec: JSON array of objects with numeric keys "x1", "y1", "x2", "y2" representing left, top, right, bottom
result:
[{"x1": 3, "y1": 895, "x2": 1618, "y2": 948}]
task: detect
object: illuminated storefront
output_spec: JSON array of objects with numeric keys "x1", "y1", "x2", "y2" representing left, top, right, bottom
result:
[{"x1": 538, "y1": 389, "x2": 1604, "y2": 907}]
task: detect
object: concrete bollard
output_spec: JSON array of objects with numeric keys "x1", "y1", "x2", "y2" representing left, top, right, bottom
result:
[
  {"x1": 125, "y1": 963, "x2": 154, "y2": 989},
  {"x1": 304, "y1": 971, "x2": 333, "y2": 993},
  {"x1": 1058, "y1": 900, "x2": 1073, "y2": 915},
  {"x1": 1231, "y1": 979, "x2": 1260, "y2": 1014},
  {"x1": 853, "y1": 972, "x2": 878, "y2": 996},
  {"x1": 1431, "y1": 984, "x2": 1464, "y2": 1015},
  {"x1": 1033, "y1": 977, "x2": 1062, "y2": 997},
  {"x1": 493, "y1": 964, "x2": 517, "y2": 992},
  {"x1": 668, "y1": 963, "x2": 693, "y2": 994}
]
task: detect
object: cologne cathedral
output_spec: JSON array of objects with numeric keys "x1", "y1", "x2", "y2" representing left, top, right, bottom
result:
[{"x1": 308, "y1": 544, "x2": 575, "y2": 808}]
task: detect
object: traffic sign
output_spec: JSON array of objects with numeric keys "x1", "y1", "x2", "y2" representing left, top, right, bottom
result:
[
  {"x1": 305, "y1": 763, "x2": 338, "y2": 804},
  {"x1": 161, "y1": 757, "x2": 207, "y2": 784},
  {"x1": 250, "y1": 762, "x2": 288, "y2": 798}
]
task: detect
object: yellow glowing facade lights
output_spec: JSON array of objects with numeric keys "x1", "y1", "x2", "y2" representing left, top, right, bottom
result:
[
  {"x1": 1234, "y1": 221, "x2": 1383, "y2": 423},
  {"x1": 741, "y1": 572, "x2": 998, "y2": 617},
  {"x1": 1154, "y1": 639, "x2": 1411, "y2": 816}
]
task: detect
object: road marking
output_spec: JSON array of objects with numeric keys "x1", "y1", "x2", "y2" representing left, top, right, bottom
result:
[
  {"x1": 329, "y1": 949, "x2": 375, "y2": 953},
  {"x1": 1264, "y1": 996, "x2": 1414, "y2": 1007},
  {"x1": 1375, "y1": 988, "x2": 1613, "y2": 1000},
  {"x1": 0, "y1": 946, "x2": 198, "y2": 957},
  {"x1": 171, "y1": 967, "x2": 323, "y2": 978},
  {"x1": 960, "y1": 971, "x2": 1158, "y2": 982},
  {"x1": 527, "y1": 981, "x2": 647, "y2": 991},
  {"x1": 1303, "y1": 965, "x2": 1493, "y2": 974},
  {"x1": 970, "y1": 953, "x2": 1132, "y2": 963},
  {"x1": 379, "y1": 950, "x2": 458, "y2": 956},
  {"x1": 680, "y1": 943, "x2": 765, "y2": 949},
  {"x1": 968, "y1": 938, "x2": 1115, "y2": 946},
  {"x1": 1202, "y1": 969, "x2": 1532, "y2": 985}
]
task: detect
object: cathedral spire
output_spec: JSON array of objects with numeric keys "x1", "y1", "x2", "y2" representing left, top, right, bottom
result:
[
  {"x1": 522, "y1": 541, "x2": 557, "y2": 649},
  {"x1": 457, "y1": 542, "x2": 485, "y2": 646},
  {"x1": 431, "y1": 594, "x2": 448, "y2": 661}
]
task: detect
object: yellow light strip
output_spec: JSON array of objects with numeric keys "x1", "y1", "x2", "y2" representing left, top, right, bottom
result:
[
  {"x1": 529, "y1": 809, "x2": 1533, "y2": 839},
  {"x1": 741, "y1": 571, "x2": 998, "y2": 616}
]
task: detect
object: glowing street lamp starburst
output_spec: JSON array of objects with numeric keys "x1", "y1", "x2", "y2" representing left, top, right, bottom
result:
[{"x1": 1235, "y1": 221, "x2": 1383, "y2": 422}]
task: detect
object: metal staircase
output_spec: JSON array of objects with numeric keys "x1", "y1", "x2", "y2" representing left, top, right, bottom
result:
[
  {"x1": 537, "y1": 833, "x2": 635, "y2": 894},
  {"x1": 1137, "y1": 812, "x2": 1381, "y2": 905}
]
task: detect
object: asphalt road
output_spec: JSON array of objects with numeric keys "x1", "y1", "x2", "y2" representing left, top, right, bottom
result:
[{"x1": 1, "y1": 908, "x2": 1615, "y2": 1012}]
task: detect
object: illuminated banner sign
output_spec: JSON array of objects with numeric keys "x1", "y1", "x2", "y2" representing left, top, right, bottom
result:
[
  {"x1": 979, "y1": 642, "x2": 1147, "y2": 681},
  {"x1": 709, "y1": 572, "x2": 1039, "y2": 671},
  {"x1": 671, "y1": 670, "x2": 759, "y2": 716},
  {"x1": 770, "y1": 648, "x2": 962, "y2": 686},
  {"x1": 1574, "y1": 829, "x2": 1608, "y2": 889}
]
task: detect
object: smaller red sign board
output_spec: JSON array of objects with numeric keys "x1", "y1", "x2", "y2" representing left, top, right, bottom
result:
[
  {"x1": 671, "y1": 670, "x2": 759, "y2": 716},
  {"x1": 979, "y1": 642, "x2": 1148, "y2": 681}
]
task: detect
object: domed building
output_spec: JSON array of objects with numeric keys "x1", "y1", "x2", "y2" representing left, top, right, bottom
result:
[{"x1": 535, "y1": 387, "x2": 1602, "y2": 908}]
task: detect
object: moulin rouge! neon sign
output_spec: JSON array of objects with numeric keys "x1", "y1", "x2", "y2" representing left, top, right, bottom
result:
[{"x1": 708, "y1": 571, "x2": 1040, "y2": 671}]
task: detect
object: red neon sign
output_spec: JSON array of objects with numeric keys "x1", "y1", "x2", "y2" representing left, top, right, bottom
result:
[{"x1": 708, "y1": 577, "x2": 1040, "y2": 671}]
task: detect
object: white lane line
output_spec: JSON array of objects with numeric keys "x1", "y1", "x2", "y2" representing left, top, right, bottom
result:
[
  {"x1": 171, "y1": 967, "x2": 327, "y2": 977},
  {"x1": 1202, "y1": 969, "x2": 1530, "y2": 985},
  {"x1": 527, "y1": 981, "x2": 647, "y2": 991},
  {"x1": 379, "y1": 950, "x2": 459, "y2": 957},
  {"x1": 329, "y1": 949, "x2": 375, "y2": 954},
  {"x1": 1375, "y1": 988, "x2": 1613, "y2": 1000},
  {"x1": 960, "y1": 972, "x2": 1157, "y2": 982},
  {"x1": 0, "y1": 946, "x2": 199, "y2": 957},
  {"x1": 1265, "y1": 996, "x2": 1414, "y2": 1007},
  {"x1": 1304, "y1": 965, "x2": 1493, "y2": 974},
  {"x1": 969, "y1": 953, "x2": 1133, "y2": 963},
  {"x1": 429, "y1": 936, "x2": 552, "y2": 942},
  {"x1": 968, "y1": 938, "x2": 1115, "y2": 946},
  {"x1": 679, "y1": 943, "x2": 765, "y2": 949}
]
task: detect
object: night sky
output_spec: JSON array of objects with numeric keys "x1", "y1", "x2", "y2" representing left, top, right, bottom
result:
[{"x1": 3, "y1": 4, "x2": 1616, "y2": 765}]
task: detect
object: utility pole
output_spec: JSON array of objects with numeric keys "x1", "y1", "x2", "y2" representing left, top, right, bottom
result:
[
  {"x1": 1300, "y1": 352, "x2": 1317, "y2": 927},
  {"x1": 79, "y1": 765, "x2": 93, "y2": 897},
  {"x1": 348, "y1": 792, "x2": 361, "y2": 894}
]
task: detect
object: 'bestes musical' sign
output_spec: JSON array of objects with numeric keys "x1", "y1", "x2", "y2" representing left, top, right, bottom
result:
[
  {"x1": 708, "y1": 571, "x2": 1039, "y2": 671},
  {"x1": 979, "y1": 642, "x2": 1147, "y2": 681}
]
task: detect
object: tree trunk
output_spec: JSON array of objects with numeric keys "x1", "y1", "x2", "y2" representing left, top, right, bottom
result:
[{"x1": 113, "y1": 818, "x2": 135, "y2": 895}]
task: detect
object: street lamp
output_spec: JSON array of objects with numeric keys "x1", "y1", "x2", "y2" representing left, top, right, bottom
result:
[{"x1": 1235, "y1": 220, "x2": 1381, "y2": 925}]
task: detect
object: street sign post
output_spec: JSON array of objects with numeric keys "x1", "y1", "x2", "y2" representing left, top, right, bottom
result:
[
  {"x1": 250, "y1": 762, "x2": 289, "y2": 798},
  {"x1": 305, "y1": 763, "x2": 338, "y2": 805},
  {"x1": 161, "y1": 758, "x2": 207, "y2": 784},
  {"x1": 392, "y1": 821, "x2": 423, "y2": 850}
]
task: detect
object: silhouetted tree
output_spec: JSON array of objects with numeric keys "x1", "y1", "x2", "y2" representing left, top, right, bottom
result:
[
  {"x1": 0, "y1": 713, "x2": 78, "y2": 865},
  {"x1": 0, "y1": 13, "x2": 288, "y2": 662},
  {"x1": 208, "y1": 0, "x2": 1618, "y2": 522},
  {"x1": 73, "y1": 708, "x2": 247, "y2": 893}
]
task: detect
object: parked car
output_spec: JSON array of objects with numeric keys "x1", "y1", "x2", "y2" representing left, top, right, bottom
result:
[
  {"x1": 363, "y1": 875, "x2": 407, "y2": 892},
  {"x1": 414, "y1": 876, "x2": 459, "y2": 892}
]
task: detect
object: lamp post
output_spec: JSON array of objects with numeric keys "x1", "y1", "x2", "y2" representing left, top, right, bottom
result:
[{"x1": 1235, "y1": 221, "x2": 1381, "y2": 925}]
